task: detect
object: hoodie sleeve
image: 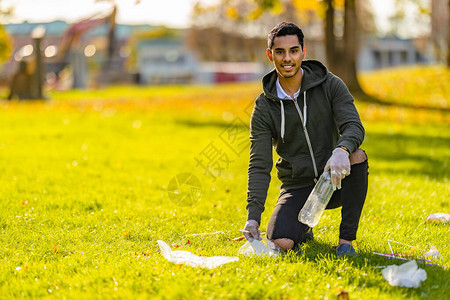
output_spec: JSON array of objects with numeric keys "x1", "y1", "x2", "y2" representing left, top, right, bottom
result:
[
  {"x1": 328, "y1": 75, "x2": 365, "y2": 154},
  {"x1": 246, "y1": 96, "x2": 274, "y2": 224}
]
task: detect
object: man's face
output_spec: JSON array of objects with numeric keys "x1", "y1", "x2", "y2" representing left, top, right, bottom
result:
[{"x1": 266, "y1": 35, "x2": 304, "y2": 79}]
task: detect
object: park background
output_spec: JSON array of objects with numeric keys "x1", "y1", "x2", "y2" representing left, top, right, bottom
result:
[{"x1": 0, "y1": 0, "x2": 448, "y2": 299}]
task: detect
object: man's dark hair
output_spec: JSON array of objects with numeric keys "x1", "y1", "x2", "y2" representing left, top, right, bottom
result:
[{"x1": 267, "y1": 22, "x2": 304, "y2": 49}]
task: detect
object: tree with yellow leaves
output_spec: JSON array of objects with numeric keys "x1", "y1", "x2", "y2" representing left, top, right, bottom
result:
[
  {"x1": 193, "y1": 0, "x2": 376, "y2": 98},
  {"x1": 255, "y1": 0, "x2": 371, "y2": 96},
  {"x1": 0, "y1": 0, "x2": 13, "y2": 64}
]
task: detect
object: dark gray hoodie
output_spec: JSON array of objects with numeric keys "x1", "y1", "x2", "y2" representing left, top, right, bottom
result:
[{"x1": 247, "y1": 60, "x2": 365, "y2": 224}]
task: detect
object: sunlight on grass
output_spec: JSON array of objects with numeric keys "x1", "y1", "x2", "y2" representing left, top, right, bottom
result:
[
  {"x1": 0, "y1": 66, "x2": 448, "y2": 299},
  {"x1": 359, "y1": 65, "x2": 449, "y2": 109}
]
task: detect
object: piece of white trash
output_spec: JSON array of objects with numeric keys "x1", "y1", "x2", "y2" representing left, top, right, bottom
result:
[
  {"x1": 381, "y1": 260, "x2": 427, "y2": 288},
  {"x1": 238, "y1": 239, "x2": 284, "y2": 257},
  {"x1": 422, "y1": 246, "x2": 444, "y2": 261},
  {"x1": 157, "y1": 240, "x2": 239, "y2": 269},
  {"x1": 425, "y1": 213, "x2": 450, "y2": 223}
]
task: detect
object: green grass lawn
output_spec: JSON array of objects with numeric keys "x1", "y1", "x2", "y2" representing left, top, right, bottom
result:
[{"x1": 0, "y1": 66, "x2": 449, "y2": 299}]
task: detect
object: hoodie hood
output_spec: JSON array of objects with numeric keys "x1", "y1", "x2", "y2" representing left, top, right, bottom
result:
[
  {"x1": 261, "y1": 59, "x2": 329, "y2": 152},
  {"x1": 262, "y1": 59, "x2": 328, "y2": 101}
]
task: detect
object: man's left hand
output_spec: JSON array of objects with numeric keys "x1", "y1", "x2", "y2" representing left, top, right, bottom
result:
[{"x1": 324, "y1": 147, "x2": 350, "y2": 190}]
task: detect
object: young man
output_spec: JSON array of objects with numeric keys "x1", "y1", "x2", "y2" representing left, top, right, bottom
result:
[{"x1": 242, "y1": 22, "x2": 368, "y2": 256}]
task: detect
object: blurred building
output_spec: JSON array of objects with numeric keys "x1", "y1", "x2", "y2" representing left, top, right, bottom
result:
[
  {"x1": 3, "y1": 20, "x2": 269, "y2": 86},
  {"x1": 198, "y1": 62, "x2": 266, "y2": 84},
  {"x1": 135, "y1": 36, "x2": 197, "y2": 84},
  {"x1": 135, "y1": 37, "x2": 268, "y2": 84},
  {"x1": 1, "y1": 20, "x2": 438, "y2": 88},
  {"x1": 2, "y1": 20, "x2": 153, "y2": 88},
  {"x1": 358, "y1": 36, "x2": 431, "y2": 71}
]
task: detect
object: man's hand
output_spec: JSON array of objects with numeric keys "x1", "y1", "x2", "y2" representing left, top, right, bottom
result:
[
  {"x1": 242, "y1": 220, "x2": 261, "y2": 242},
  {"x1": 324, "y1": 147, "x2": 350, "y2": 190}
]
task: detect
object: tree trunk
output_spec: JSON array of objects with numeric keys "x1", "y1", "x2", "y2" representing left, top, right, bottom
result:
[
  {"x1": 447, "y1": 0, "x2": 450, "y2": 67},
  {"x1": 341, "y1": 0, "x2": 364, "y2": 94},
  {"x1": 324, "y1": 0, "x2": 338, "y2": 72},
  {"x1": 324, "y1": 0, "x2": 369, "y2": 99},
  {"x1": 323, "y1": 0, "x2": 365, "y2": 96}
]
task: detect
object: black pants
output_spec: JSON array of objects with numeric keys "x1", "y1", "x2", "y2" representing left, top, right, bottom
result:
[{"x1": 267, "y1": 159, "x2": 369, "y2": 248}]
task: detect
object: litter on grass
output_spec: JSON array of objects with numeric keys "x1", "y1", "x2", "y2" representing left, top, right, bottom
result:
[
  {"x1": 373, "y1": 252, "x2": 427, "y2": 261},
  {"x1": 387, "y1": 239, "x2": 418, "y2": 254},
  {"x1": 381, "y1": 260, "x2": 427, "y2": 288},
  {"x1": 187, "y1": 231, "x2": 226, "y2": 237},
  {"x1": 238, "y1": 239, "x2": 284, "y2": 257},
  {"x1": 425, "y1": 213, "x2": 449, "y2": 223},
  {"x1": 373, "y1": 240, "x2": 446, "y2": 268},
  {"x1": 421, "y1": 246, "x2": 443, "y2": 261},
  {"x1": 157, "y1": 240, "x2": 238, "y2": 269}
]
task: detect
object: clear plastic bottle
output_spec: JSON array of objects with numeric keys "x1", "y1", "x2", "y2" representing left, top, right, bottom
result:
[{"x1": 298, "y1": 172, "x2": 334, "y2": 227}]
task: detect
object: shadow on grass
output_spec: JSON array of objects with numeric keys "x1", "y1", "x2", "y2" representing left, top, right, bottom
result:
[
  {"x1": 365, "y1": 132, "x2": 450, "y2": 179},
  {"x1": 354, "y1": 91, "x2": 450, "y2": 113},
  {"x1": 175, "y1": 118, "x2": 249, "y2": 130},
  {"x1": 288, "y1": 239, "x2": 448, "y2": 297},
  {"x1": 174, "y1": 120, "x2": 450, "y2": 180}
]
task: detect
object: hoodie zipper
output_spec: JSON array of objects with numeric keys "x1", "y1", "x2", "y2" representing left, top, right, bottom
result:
[{"x1": 293, "y1": 95, "x2": 319, "y2": 180}]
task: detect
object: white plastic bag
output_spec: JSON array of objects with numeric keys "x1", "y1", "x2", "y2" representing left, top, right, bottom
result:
[
  {"x1": 238, "y1": 239, "x2": 284, "y2": 257},
  {"x1": 381, "y1": 260, "x2": 427, "y2": 288},
  {"x1": 157, "y1": 240, "x2": 239, "y2": 269},
  {"x1": 426, "y1": 213, "x2": 450, "y2": 223}
]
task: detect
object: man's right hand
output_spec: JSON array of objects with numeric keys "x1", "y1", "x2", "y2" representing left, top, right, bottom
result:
[
  {"x1": 242, "y1": 220, "x2": 261, "y2": 242},
  {"x1": 324, "y1": 147, "x2": 350, "y2": 190}
]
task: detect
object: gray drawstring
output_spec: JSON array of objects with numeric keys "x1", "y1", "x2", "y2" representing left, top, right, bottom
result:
[
  {"x1": 280, "y1": 100, "x2": 285, "y2": 142},
  {"x1": 303, "y1": 91, "x2": 307, "y2": 126},
  {"x1": 278, "y1": 90, "x2": 318, "y2": 179}
]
